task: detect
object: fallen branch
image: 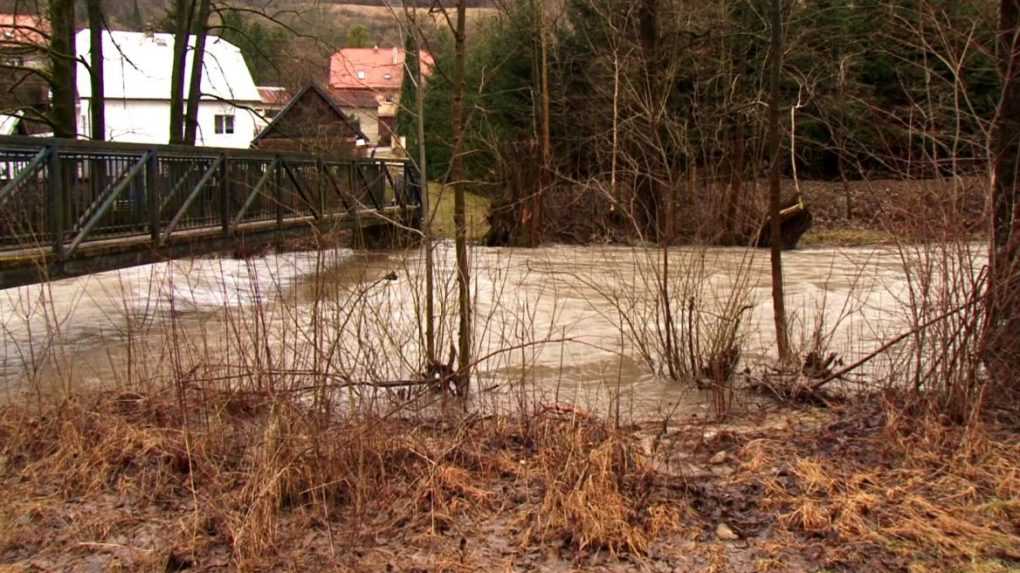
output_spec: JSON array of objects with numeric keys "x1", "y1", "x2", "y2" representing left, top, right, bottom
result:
[{"x1": 810, "y1": 277, "x2": 988, "y2": 393}]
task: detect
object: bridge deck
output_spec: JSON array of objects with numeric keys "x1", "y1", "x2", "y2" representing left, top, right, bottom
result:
[{"x1": 0, "y1": 136, "x2": 422, "y2": 289}]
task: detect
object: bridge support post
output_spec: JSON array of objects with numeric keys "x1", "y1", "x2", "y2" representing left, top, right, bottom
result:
[
  {"x1": 317, "y1": 160, "x2": 326, "y2": 223},
  {"x1": 275, "y1": 157, "x2": 283, "y2": 233},
  {"x1": 147, "y1": 151, "x2": 160, "y2": 245},
  {"x1": 47, "y1": 146, "x2": 64, "y2": 261},
  {"x1": 220, "y1": 157, "x2": 230, "y2": 238}
]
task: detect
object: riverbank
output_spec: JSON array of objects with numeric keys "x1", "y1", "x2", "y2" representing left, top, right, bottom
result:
[
  {"x1": 440, "y1": 176, "x2": 986, "y2": 249},
  {"x1": 1, "y1": 388, "x2": 1017, "y2": 572}
]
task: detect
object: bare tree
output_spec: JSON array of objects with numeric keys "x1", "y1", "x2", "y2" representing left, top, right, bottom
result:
[
  {"x1": 183, "y1": 0, "x2": 212, "y2": 145},
  {"x1": 48, "y1": 0, "x2": 75, "y2": 138},
  {"x1": 86, "y1": 0, "x2": 105, "y2": 141},
  {"x1": 169, "y1": 0, "x2": 196, "y2": 144},
  {"x1": 404, "y1": 3, "x2": 437, "y2": 368},
  {"x1": 450, "y1": 0, "x2": 472, "y2": 394},
  {"x1": 533, "y1": 0, "x2": 552, "y2": 247},
  {"x1": 767, "y1": 0, "x2": 791, "y2": 362},
  {"x1": 986, "y1": 0, "x2": 1020, "y2": 389}
]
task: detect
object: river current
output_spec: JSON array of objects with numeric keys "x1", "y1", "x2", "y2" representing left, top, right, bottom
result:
[{"x1": 0, "y1": 243, "x2": 950, "y2": 416}]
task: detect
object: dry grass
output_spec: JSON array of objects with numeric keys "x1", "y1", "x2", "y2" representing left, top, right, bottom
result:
[
  {"x1": 0, "y1": 389, "x2": 684, "y2": 571},
  {"x1": 799, "y1": 226, "x2": 897, "y2": 247},
  {"x1": 428, "y1": 183, "x2": 491, "y2": 242},
  {"x1": 520, "y1": 415, "x2": 653, "y2": 554},
  {"x1": 744, "y1": 406, "x2": 1020, "y2": 571},
  {"x1": 2, "y1": 384, "x2": 1019, "y2": 571}
]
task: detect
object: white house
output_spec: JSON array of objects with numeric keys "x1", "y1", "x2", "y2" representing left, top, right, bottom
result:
[{"x1": 75, "y1": 30, "x2": 264, "y2": 148}]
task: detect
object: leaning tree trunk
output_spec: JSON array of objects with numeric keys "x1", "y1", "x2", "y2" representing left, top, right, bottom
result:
[
  {"x1": 183, "y1": 0, "x2": 212, "y2": 145},
  {"x1": 48, "y1": 0, "x2": 76, "y2": 139},
  {"x1": 986, "y1": 0, "x2": 1020, "y2": 390},
  {"x1": 767, "y1": 0, "x2": 792, "y2": 363},
  {"x1": 169, "y1": 0, "x2": 196, "y2": 144},
  {"x1": 86, "y1": 0, "x2": 105, "y2": 141}
]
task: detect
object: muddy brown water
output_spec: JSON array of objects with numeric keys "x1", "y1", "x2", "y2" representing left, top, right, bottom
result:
[{"x1": 0, "y1": 244, "x2": 938, "y2": 417}]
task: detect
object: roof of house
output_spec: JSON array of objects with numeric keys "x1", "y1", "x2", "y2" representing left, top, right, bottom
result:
[
  {"x1": 257, "y1": 86, "x2": 290, "y2": 107},
  {"x1": 75, "y1": 30, "x2": 261, "y2": 103},
  {"x1": 329, "y1": 88, "x2": 383, "y2": 110},
  {"x1": 0, "y1": 14, "x2": 49, "y2": 48},
  {"x1": 253, "y1": 83, "x2": 368, "y2": 144},
  {"x1": 328, "y1": 47, "x2": 434, "y2": 92}
]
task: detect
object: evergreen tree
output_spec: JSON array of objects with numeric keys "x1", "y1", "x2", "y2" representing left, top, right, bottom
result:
[
  {"x1": 218, "y1": 11, "x2": 287, "y2": 85},
  {"x1": 396, "y1": 30, "x2": 420, "y2": 153},
  {"x1": 129, "y1": 0, "x2": 144, "y2": 31},
  {"x1": 346, "y1": 25, "x2": 370, "y2": 48}
]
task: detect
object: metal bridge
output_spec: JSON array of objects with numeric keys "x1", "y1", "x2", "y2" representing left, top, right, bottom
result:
[{"x1": 0, "y1": 136, "x2": 421, "y2": 289}]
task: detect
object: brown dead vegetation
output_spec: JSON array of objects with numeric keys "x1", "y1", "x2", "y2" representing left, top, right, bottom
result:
[
  {"x1": 0, "y1": 390, "x2": 690, "y2": 571},
  {"x1": 2, "y1": 386, "x2": 1018, "y2": 572},
  {"x1": 740, "y1": 401, "x2": 1020, "y2": 572}
]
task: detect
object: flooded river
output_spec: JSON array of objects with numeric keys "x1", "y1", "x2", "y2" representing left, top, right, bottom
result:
[{"x1": 0, "y1": 243, "x2": 969, "y2": 416}]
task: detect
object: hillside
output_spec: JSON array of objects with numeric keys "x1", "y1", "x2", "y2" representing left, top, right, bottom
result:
[{"x1": 7, "y1": 0, "x2": 497, "y2": 89}]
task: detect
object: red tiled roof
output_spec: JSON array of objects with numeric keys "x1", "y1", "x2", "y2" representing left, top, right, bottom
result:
[
  {"x1": 0, "y1": 14, "x2": 49, "y2": 48},
  {"x1": 328, "y1": 47, "x2": 434, "y2": 92},
  {"x1": 257, "y1": 86, "x2": 290, "y2": 106}
]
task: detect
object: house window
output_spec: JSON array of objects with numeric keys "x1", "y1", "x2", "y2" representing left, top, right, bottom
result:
[
  {"x1": 214, "y1": 114, "x2": 235, "y2": 135},
  {"x1": 356, "y1": 70, "x2": 366, "y2": 80}
]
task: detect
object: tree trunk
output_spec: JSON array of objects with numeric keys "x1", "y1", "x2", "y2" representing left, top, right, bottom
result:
[
  {"x1": 451, "y1": 0, "x2": 471, "y2": 395},
  {"x1": 169, "y1": 0, "x2": 196, "y2": 144},
  {"x1": 724, "y1": 122, "x2": 744, "y2": 243},
  {"x1": 86, "y1": 0, "x2": 105, "y2": 141},
  {"x1": 413, "y1": 16, "x2": 436, "y2": 369},
  {"x1": 48, "y1": 0, "x2": 76, "y2": 139},
  {"x1": 637, "y1": 0, "x2": 660, "y2": 242},
  {"x1": 986, "y1": 0, "x2": 1020, "y2": 389},
  {"x1": 767, "y1": 0, "x2": 792, "y2": 363},
  {"x1": 130, "y1": 0, "x2": 145, "y2": 31},
  {"x1": 532, "y1": 0, "x2": 551, "y2": 248},
  {"x1": 183, "y1": 0, "x2": 212, "y2": 145}
]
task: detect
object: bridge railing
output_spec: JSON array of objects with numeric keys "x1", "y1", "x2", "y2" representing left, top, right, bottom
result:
[{"x1": 0, "y1": 136, "x2": 421, "y2": 258}]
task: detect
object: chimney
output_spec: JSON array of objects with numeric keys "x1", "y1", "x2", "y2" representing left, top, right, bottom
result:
[
  {"x1": 373, "y1": 45, "x2": 378, "y2": 53},
  {"x1": 392, "y1": 46, "x2": 399, "y2": 64}
]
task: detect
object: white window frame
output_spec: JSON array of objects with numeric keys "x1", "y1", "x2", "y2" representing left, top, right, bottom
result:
[{"x1": 214, "y1": 114, "x2": 235, "y2": 135}]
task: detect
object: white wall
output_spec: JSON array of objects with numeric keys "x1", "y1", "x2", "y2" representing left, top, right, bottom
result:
[
  {"x1": 78, "y1": 98, "x2": 263, "y2": 149},
  {"x1": 341, "y1": 107, "x2": 379, "y2": 145}
]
